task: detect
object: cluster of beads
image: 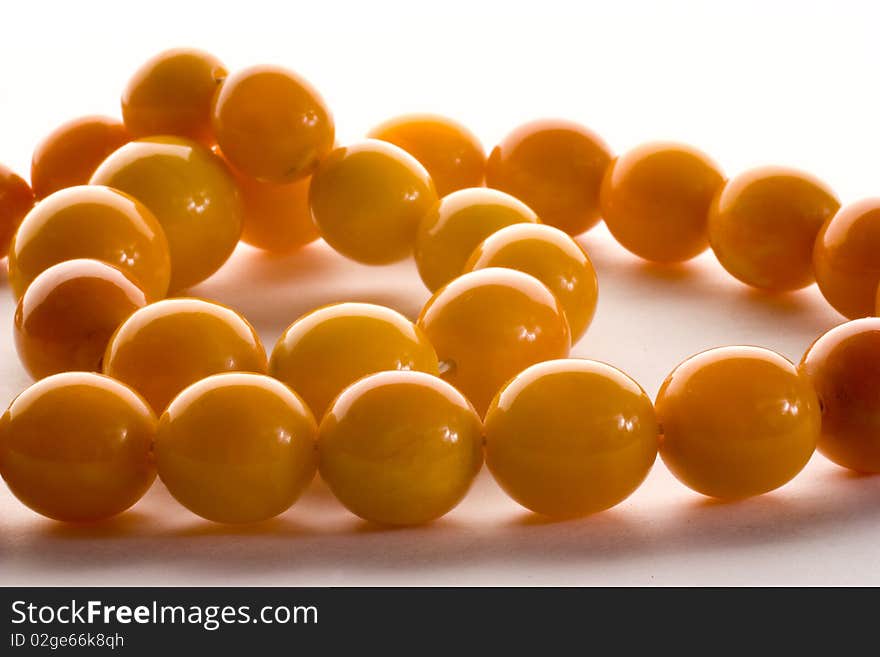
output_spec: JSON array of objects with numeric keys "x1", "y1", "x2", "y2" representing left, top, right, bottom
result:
[{"x1": 0, "y1": 48, "x2": 878, "y2": 527}]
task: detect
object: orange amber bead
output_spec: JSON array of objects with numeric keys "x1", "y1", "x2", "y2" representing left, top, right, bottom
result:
[
  {"x1": 122, "y1": 48, "x2": 226, "y2": 143},
  {"x1": 708, "y1": 167, "x2": 839, "y2": 291},
  {"x1": 464, "y1": 223, "x2": 598, "y2": 342},
  {"x1": 269, "y1": 302, "x2": 439, "y2": 419},
  {"x1": 8, "y1": 185, "x2": 170, "y2": 301},
  {"x1": 310, "y1": 140, "x2": 437, "y2": 264},
  {"x1": 414, "y1": 187, "x2": 539, "y2": 292},
  {"x1": 800, "y1": 318, "x2": 880, "y2": 473},
  {"x1": 218, "y1": 152, "x2": 318, "y2": 253},
  {"x1": 485, "y1": 359, "x2": 657, "y2": 518},
  {"x1": 600, "y1": 142, "x2": 725, "y2": 263},
  {"x1": 486, "y1": 119, "x2": 612, "y2": 236},
  {"x1": 0, "y1": 164, "x2": 34, "y2": 258},
  {"x1": 417, "y1": 267, "x2": 571, "y2": 415},
  {"x1": 90, "y1": 137, "x2": 242, "y2": 292},
  {"x1": 813, "y1": 198, "x2": 880, "y2": 319},
  {"x1": 318, "y1": 371, "x2": 483, "y2": 526},
  {"x1": 368, "y1": 114, "x2": 485, "y2": 196},
  {"x1": 212, "y1": 65, "x2": 334, "y2": 184},
  {"x1": 0, "y1": 372, "x2": 156, "y2": 522},
  {"x1": 156, "y1": 373, "x2": 317, "y2": 524},
  {"x1": 31, "y1": 115, "x2": 130, "y2": 199},
  {"x1": 15, "y1": 259, "x2": 147, "y2": 379},
  {"x1": 656, "y1": 346, "x2": 820, "y2": 499},
  {"x1": 103, "y1": 298, "x2": 267, "y2": 413}
]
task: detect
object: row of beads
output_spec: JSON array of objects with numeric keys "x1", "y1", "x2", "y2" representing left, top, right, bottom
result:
[
  {"x1": 2, "y1": 49, "x2": 879, "y2": 325},
  {"x1": 2, "y1": 293, "x2": 878, "y2": 525}
]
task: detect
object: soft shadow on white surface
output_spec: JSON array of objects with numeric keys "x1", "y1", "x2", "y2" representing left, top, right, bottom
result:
[{"x1": 1, "y1": 228, "x2": 878, "y2": 586}]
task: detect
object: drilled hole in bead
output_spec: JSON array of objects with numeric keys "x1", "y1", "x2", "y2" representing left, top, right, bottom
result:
[{"x1": 438, "y1": 359, "x2": 456, "y2": 377}]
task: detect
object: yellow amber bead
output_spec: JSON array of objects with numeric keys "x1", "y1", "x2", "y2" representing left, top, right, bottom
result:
[
  {"x1": 318, "y1": 371, "x2": 483, "y2": 526},
  {"x1": 8, "y1": 185, "x2": 170, "y2": 301},
  {"x1": 368, "y1": 114, "x2": 485, "y2": 196},
  {"x1": 800, "y1": 318, "x2": 880, "y2": 473},
  {"x1": 486, "y1": 119, "x2": 612, "y2": 235},
  {"x1": 464, "y1": 223, "x2": 598, "y2": 342},
  {"x1": 14, "y1": 259, "x2": 148, "y2": 379},
  {"x1": 656, "y1": 346, "x2": 820, "y2": 499},
  {"x1": 269, "y1": 302, "x2": 439, "y2": 420},
  {"x1": 486, "y1": 359, "x2": 657, "y2": 518},
  {"x1": 90, "y1": 137, "x2": 242, "y2": 292},
  {"x1": 417, "y1": 267, "x2": 571, "y2": 415},
  {"x1": 0, "y1": 372, "x2": 156, "y2": 522},
  {"x1": 600, "y1": 142, "x2": 725, "y2": 263},
  {"x1": 415, "y1": 187, "x2": 539, "y2": 292},
  {"x1": 103, "y1": 298, "x2": 267, "y2": 413},
  {"x1": 310, "y1": 140, "x2": 437, "y2": 264},
  {"x1": 156, "y1": 373, "x2": 317, "y2": 524},
  {"x1": 708, "y1": 167, "x2": 839, "y2": 291}
]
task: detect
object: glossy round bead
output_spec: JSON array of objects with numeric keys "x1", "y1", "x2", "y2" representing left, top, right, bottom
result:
[
  {"x1": 14, "y1": 259, "x2": 147, "y2": 379},
  {"x1": 90, "y1": 137, "x2": 242, "y2": 292},
  {"x1": 600, "y1": 142, "x2": 725, "y2": 263},
  {"x1": 708, "y1": 167, "x2": 840, "y2": 291},
  {"x1": 485, "y1": 359, "x2": 657, "y2": 518},
  {"x1": 0, "y1": 164, "x2": 35, "y2": 258},
  {"x1": 318, "y1": 371, "x2": 483, "y2": 526},
  {"x1": 367, "y1": 114, "x2": 485, "y2": 196},
  {"x1": 486, "y1": 119, "x2": 612, "y2": 235},
  {"x1": 221, "y1": 154, "x2": 318, "y2": 253},
  {"x1": 122, "y1": 48, "x2": 226, "y2": 143},
  {"x1": 656, "y1": 346, "x2": 821, "y2": 499},
  {"x1": 415, "y1": 187, "x2": 539, "y2": 292},
  {"x1": 813, "y1": 198, "x2": 880, "y2": 319},
  {"x1": 799, "y1": 319, "x2": 880, "y2": 472},
  {"x1": 310, "y1": 140, "x2": 437, "y2": 264},
  {"x1": 30, "y1": 115, "x2": 130, "y2": 199},
  {"x1": 8, "y1": 185, "x2": 170, "y2": 300},
  {"x1": 103, "y1": 298, "x2": 267, "y2": 413},
  {"x1": 212, "y1": 65, "x2": 334, "y2": 184},
  {"x1": 156, "y1": 373, "x2": 317, "y2": 524},
  {"x1": 0, "y1": 372, "x2": 156, "y2": 522},
  {"x1": 269, "y1": 302, "x2": 439, "y2": 419},
  {"x1": 464, "y1": 223, "x2": 598, "y2": 342},
  {"x1": 417, "y1": 267, "x2": 571, "y2": 415}
]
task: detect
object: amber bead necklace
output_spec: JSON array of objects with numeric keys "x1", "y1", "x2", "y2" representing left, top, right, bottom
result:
[{"x1": 0, "y1": 47, "x2": 879, "y2": 527}]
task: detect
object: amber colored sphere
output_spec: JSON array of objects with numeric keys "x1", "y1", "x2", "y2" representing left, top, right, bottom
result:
[
  {"x1": 103, "y1": 298, "x2": 267, "y2": 413},
  {"x1": 30, "y1": 115, "x2": 130, "y2": 199},
  {"x1": 486, "y1": 119, "x2": 612, "y2": 236},
  {"x1": 708, "y1": 167, "x2": 840, "y2": 291},
  {"x1": 417, "y1": 267, "x2": 571, "y2": 415},
  {"x1": 368, "y1": 114, "x2": 485, "y2": 196},
  {"x1": 156, "y1": 373, "x2": 317, "y2": 523},
  {"x1": 656, "y1": 346, "x2": 820, "y2": 499},
  {"x1": 600, "y1": 142, "x2": 725, "y2": 263},
  {"x1": 800, "y1": 318, "x2": 880, "y2": 473},
  {"x1": 90, "y1": 137, "x2": 242, "y2": 292},
  {"x1": 0, "y1": 164, "x2": 35, "y2": 258},
  {"x1": 415, "y1": 187, "x2": 539, "y2": 292},
  {"x1": 318, "y1": 371, "x2": 483, "y2": 526},
  {"x1": 122, "y1": 48, "x2": 226, "y2": 143},
  {"x1": 464, "y1": 223, "x2": 598, "y2": 342},
  {"x1": 310, "y1": 140, "x2": 438, "y2": 264},
  {"x1": 212, "y1": 65, "x2": 334, "y2": 184},
  {"x1": 813, "y1": 198, "x2": 880, "y2": 319},
  {"x1": 485, "y1": 359, "x2": 657, "y2": 518},
  {"x1": 8, "y1": 185, "x2": 170, "y2": 300},
  {"x1": 220, "y1": 152, "x2": 318, "y2": 253},
  {"x1": 0, "y1": 372, "x2": 156, "y2": 522},
  {"x1": 14, "y1": 259, "x2": 148, "y2": 379},
  {"x1": 269, "y1": 302, "x2": 439, "y2": 419}
]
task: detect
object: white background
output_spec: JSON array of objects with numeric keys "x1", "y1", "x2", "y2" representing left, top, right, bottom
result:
[{"x1": 2, "y1": 0, "x2": 880, "y2": 585}]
